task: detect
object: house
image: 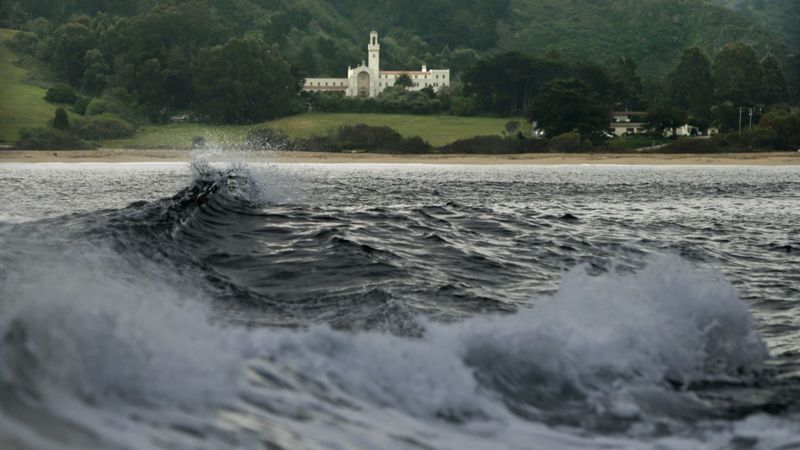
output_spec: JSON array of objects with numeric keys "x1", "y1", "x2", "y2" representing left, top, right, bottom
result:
[
  {"x1": 302, "y1": 31, "x2": 451, "y2": 98},
  {"x1": 609, "y1": 111, "x2": 648, "y2": 136}
]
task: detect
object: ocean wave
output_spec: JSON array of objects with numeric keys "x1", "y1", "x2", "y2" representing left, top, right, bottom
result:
[{"x1": 0, "y1": 236, "x2": 785, "y2": 449}]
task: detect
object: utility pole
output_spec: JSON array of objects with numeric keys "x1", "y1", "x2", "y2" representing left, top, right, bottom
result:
[
  {"x1": 748, "y1": 107, "x2": 753, "y2": 130},
  {"x1": 738, "y1": 107, "x2": 743, "y2": 135}
]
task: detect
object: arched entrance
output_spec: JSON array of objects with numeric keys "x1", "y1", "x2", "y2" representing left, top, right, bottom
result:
[{"x1": 357, "y1": 71, "x2": 370, "y2": 97}]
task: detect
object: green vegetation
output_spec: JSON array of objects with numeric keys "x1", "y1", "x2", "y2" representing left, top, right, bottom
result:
[
  {"x1": 1, "y1": 1, "x2": 798, "y2": 150},
  {"x1": 0, "y1": 29, "x2": 58, "y2": 143},
  {"x1": 105, "y1": 113, "x2": 519, "y2": 149}
]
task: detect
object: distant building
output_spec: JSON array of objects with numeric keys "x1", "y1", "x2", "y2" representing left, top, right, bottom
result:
[
  {"x1": 303, "y1": 31, "x2": 451, "y2": 98},
  {"x1": 609, "y1": 111, "x2": 648, "y2": 136}
]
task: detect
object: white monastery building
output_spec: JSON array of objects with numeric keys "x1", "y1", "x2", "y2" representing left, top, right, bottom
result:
[{"x1": 303, "y1": 31, "x2": 450, "y2": 97}]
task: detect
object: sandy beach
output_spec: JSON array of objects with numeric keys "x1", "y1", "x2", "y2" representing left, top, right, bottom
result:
[{"x1": 1, "y1": 149, "x2": 800, "y2": 165}]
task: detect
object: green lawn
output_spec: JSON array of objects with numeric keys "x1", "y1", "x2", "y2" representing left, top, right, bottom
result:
[
  {"x1": 106, "y1": 113, "x2": 521, "y2": 149},
  {"x1": 605, "y1": 135, "x2": 670, "y2": 151},
  {"x1": 0, "y1": 29, "x2": 57, "y2": 144}
]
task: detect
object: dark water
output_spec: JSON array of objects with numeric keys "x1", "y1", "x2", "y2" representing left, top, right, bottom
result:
[{"x1": 0, "y1": 161, "x2": 799, "y2": 449}]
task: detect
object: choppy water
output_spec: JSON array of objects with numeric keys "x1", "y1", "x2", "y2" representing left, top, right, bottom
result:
[{"x1": 0, "y1": 161, "x2": 799, "y2": 450}]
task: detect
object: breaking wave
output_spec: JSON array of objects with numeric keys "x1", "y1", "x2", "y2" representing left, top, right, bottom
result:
[{"x1": 0, "y1": 163, "x2": 797, "y2": 450}]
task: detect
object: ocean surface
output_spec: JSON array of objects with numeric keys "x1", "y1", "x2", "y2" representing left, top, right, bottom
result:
[{"x1": 0, "y1": 160, "x2": 799, "y2": 450}]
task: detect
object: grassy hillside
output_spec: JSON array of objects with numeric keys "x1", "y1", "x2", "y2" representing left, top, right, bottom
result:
[
  {"x1": 104, "y1": 113, "x2": 519, "y2": 149},
  {"x1": 0, "y1": 29, "x2": 56, "y2": 143}
]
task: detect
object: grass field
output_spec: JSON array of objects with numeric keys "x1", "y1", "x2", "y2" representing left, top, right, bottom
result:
[
  {"x1": 105, "y1": 113, "x2": 521, "y2": 149},
  {"x1": 605, "y1": 135, "x2": 670, "y2": 151},
  {"x1": 0, "y1": 29, "x2": 57, "y2": 144}
]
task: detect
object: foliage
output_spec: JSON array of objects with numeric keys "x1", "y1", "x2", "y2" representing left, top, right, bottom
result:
[
  {"x1": 646, "y1": 106, "x2": 688, "y2": 137},
  {"x1": 712, "y1": 42, "x2": 764, "y2": 106},
  {"x1": 759, "y1": 110, "x2": 800, "y2": 149},
  {"x1": 44, "y1": 84, "x2": 77, "y2": 104},
  {"x1": 73, "y1": 97, "x2": 91, "y2": 115},
  {"x1": 52, "y1": 107, "x2": 69, "y2": 130},
  {"x1": 449, "y1": 97, "x2": 477, "y2": 116},
  {"x1": 245, "y1": 128, "x2": 292, "y2": 150},
  {"x1": 7, "y1": 30, "x2": 38, "y2": 54},
  {"x1": 668, "y1": 47, "x2": 714, "y2": 119},
  {"x1": 295, "y1": 124, "x2": 431, "y2": 153},
  {"x1": 308, "y1": 89, "x2": 446, "y2": 115},
  {"x1": 760, "y1": 54, "x2": 789, "y2": 106},
  {"x1": 395, "y1": 74, "x2": 413, "y2": 89},
  {"x1": 71, "y1": 114, "x2": 136, "y2": 140},
  {"x1": 526, "y1": 78, "x2": 611, "y2": 139},
  {"x1": 437, "y1": 135, "x2": 549, "y2": 154},
  {"x1": 193, "y1": 37, "x2": 300, "y2": 124},
  {"x1": 549, "y1": 132, "x2": 593, "y2": 153},
  {"x1": 85, "y1": 93, "x2": 138, "y2": 122},
  {"x1": 0, "y1": 29, "x2": 58, "y2": 143},
  {"x1": 15, "y1": 127, "x2": 92, "y2": 149}
]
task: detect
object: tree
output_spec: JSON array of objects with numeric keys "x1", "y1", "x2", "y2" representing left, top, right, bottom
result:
[
  {"x1": 81, "y1": 48, "x2": 110, "y2": 94},
  {"x1": 526, "y1": 78, "x2": 611, "y2": 139},
  {"x1": 463, "y1": 52, "x2": 571, "y2": 115},
  {"x1": 395, "y1": 73, "x2": 414, "y2": 89},
  {"x1": 48, "y1": 21, "x2": 96, "y2": 86},
  {"x1": 712, "y1": 42, "x2": 764, "y2": 106},
  {"x1": 759, "y1": 110, "x2": 800, "y2": 149},
  {"x1": 667, "y1": 47, "x2": 714, "y2": 118},
  {"x1": 611, "y1": 56, "x2": 644, "y2": 111},
  {"x1": 193, "y1": 37, "x2": 299, "y2": 124},
  {"x1": 53, "y1": 107, "x2": 70, "y2": 130},
  {"x1": 760, "y1": 53, "x2": 789, "y2": 105},
  {"x1": 646, "y1": 106, "x2": 687, "y2": 137}
]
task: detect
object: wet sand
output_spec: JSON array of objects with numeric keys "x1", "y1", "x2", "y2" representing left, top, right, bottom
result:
[{"x1": 1, "y1": 149, "x2": 800, "y2": 165}]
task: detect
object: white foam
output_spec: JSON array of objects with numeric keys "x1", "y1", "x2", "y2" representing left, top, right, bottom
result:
[{"x1": 0, "y1": 247, "x2": 783, "y2": 450}]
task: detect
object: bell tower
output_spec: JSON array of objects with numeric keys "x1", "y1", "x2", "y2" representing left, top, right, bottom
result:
[{"x1": 368, "y1": 30, "x2": 380, "y2": 74}]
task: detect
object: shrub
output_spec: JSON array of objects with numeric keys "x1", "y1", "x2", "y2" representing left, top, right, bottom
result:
[
  {"x1": 45, "y1": 84, "x2": 77, "y2": 104},
  {"x1": 245, "y1": 128, "x2": 291, "y2": 150},
  {"x1": 8, "y1": 31, "x2": 39, "y2": 55},
  {"x1": 449, "y1": 97, "x2": 478, "y2": 116},
  {"x1": 661, "y1": 138, "x2": 725, "y2": 153},
  {"x1": 550, "y1": 132, "x2": 592, "y2": 152},
  {"x1": 73, "y1": 97, "x2": 91, "y2": 115},
  {"x1": 53, "y1": 107, "x2": 70, "y2": 130},
  {"x1": 438, "y1": 135, "x2": 550, "y2": 154},
  {"x1": 293, "y1": 124, "x2": 430, "y2": 153},
  {"x1": 759, "y1": 111, "x2": 800, "y2": 149},
  {"x1": 16, "y1": 128, "x2": 92, "y2": 150},
  {"x1": 71, "y1": 114, "x2": 136, "y2": 140}
]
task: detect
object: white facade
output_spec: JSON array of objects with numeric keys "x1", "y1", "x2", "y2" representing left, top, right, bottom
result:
[{"x1": 303, "y1": 31, "x2": 451, "y2": 98}]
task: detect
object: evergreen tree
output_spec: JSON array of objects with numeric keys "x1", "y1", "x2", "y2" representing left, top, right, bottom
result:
[
  {"x1": 611, "y1": 56, "x2": 644, "y2": 111},
  {"x1": 192, "y1": 37, "x2": 299, "y2": 124},
  {"x1": 760, "y1": 53, "x2": 789, "y2": 105},
  {"x1": 526, "y1": 78, "x2": 611, "y2": 139},
  {"x1": 53, "y1": 107, "x2": 70, "y2": 130},
  {"x1": 667, "y1": 47, "x2": 714, "y2": 118},
  {"x1": 712, "y1": 42, "x2": 764, "y2": 106},
  {"x1": 81, "y1": 48, "x2": 110, "y2": 94}
]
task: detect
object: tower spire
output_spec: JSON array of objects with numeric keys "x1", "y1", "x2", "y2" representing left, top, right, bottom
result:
[{"x1": 368, "y1": 30, "x2": 380, "y2": 73}]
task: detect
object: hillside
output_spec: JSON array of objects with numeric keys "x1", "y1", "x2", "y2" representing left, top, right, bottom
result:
[
  {"x1": 0, "y1": 29, "x2": 57, "y2": 144},
  {"x1": 0, "y1": 0, "x2": 795, "y2": 80},
  {"x1": 709, "y1": 0, "x2": 800, "y2": 50},
  {"x1": 499, "y1": 0, "x2": 789, "y2": 77}
]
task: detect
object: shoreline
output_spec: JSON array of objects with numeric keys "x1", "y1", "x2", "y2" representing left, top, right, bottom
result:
[{"x1": 1, "y1": 149, "x2": 800, "y2": 165}]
